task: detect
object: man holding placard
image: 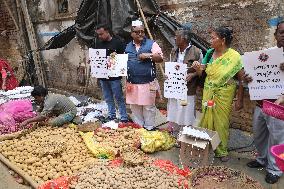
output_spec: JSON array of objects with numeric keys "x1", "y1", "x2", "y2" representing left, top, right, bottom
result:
[
  {"x1": 244, "y1": 21, "x2": 284, "y2": 184},
  {"x1": 91, "y1": 24, "x2": 128, "y2": 122},
  {"x1": 165, "y1": 29, "x2": 203, "y2": 139}
]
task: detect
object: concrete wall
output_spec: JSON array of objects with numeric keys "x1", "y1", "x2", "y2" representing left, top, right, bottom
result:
[
  {"x1": 157, "y1": 0, "x2": 284, "y2": 131},
  {"x1": 27, "y1": 0, "x2": 101, "y2": 97}
]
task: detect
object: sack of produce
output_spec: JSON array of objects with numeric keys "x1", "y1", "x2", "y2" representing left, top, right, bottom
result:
[
  {"x1": 0, "y1": 99, "x2": 35, "y2": 122},
  {"x1": 79, "y1": 131, "x2": 115, "y2": 159},
  {"x1": 139, "y1": 129, "x2": 175, "y2": 153}
]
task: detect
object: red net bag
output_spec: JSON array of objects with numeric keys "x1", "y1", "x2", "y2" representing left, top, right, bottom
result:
[{"x1": 38, "y1": 176, "x2": 77, "y2": 189}]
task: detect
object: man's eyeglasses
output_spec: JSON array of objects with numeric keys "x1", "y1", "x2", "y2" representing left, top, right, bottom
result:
[{"x1": 132, "y1": 30, "x2": 145, "y2": 35}]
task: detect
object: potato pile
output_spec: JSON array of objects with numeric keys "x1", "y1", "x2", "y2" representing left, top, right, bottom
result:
[
  {"x1": 0, "y1": 126, "x2": 98, "y2": 184},
  {"x1": 121, "y1": 148, "x2": 148, "y2": 166},
  {"x1": 94, "y1": 127, "x2": 140, "y2": 152},
  {"x1": 73, "y1": 165, "x2": 187, "y2": 189}
]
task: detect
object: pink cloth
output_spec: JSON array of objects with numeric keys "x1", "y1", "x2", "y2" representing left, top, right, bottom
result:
[{"x1": 126, "y1": 82, "x2": 156, "y2": 105}]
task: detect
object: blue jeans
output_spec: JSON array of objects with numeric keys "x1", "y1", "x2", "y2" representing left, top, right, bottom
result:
[{"x1": 100, "y1": 79, "x2": 128, "y2": 121}]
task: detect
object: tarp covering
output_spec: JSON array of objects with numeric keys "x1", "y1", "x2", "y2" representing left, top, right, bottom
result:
[{"x1": 41, "y1": 0, "x2": 210, "y2": 52}]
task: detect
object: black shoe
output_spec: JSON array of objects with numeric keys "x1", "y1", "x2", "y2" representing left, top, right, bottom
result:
[
  {"x1": 247, "y1": 160, "x2": 264, "y2": 168},
  {"x1": 265, "y1": 173, "x2": 279, "y2": 184}
]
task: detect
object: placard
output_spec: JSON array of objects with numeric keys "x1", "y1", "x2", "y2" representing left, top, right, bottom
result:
[
  {"x1": 89, "y1": 49, "x2": 108, "y2": 78},
  {"x1": 108, "y1": 54, "x2": 128, "y2": 77},
  {"x1": 89, "y1": 49, "x2": 128, "y2": 78},
  {"x1": 164, "y1": 62, "x2": 187, "y2": 100},
  {"x1": 243, "y1": 47, "x2": 284, "y2": 100}
]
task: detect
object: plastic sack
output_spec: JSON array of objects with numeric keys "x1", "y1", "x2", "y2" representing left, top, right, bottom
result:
[
  {"x1": 79, "y1": 131, "x2": 115, "y2": 159},
  {"x1": 38, "y1": 176, "x2": 77, "y2": 189},
  {"x1": 0, "y1": 99, "x2": 35, "y2": 122},
  {"x1": 138, "y1": 129, "x2": 175, "y2": 153},
  {"x1": 0, "y1": 112, "x2": 16, "y2": 133}
]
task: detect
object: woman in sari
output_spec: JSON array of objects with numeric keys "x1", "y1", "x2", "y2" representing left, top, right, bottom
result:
[
  {"x1": 193, "y1": 27, "x2": 244, "y2": 161},
  {"x1": 0, "y1": 59, "x2": 18, "y2": 90}
]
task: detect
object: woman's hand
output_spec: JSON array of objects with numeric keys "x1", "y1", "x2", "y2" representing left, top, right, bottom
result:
[
  {"x1": 192, "y1": 61, "x2": 205, "y2": 76},
  {"x1": 192, "y1": 61, "x2": 202, "y2": 70},
  {"x1": 275, "y1": 95, "x2": 284, "y2": 105},
  {"x1": 243, "y1": 73, "x2": 253, "y2": 83},
  {"x1": 234, "y1": 99, "x2": 243, "y2": 111}
]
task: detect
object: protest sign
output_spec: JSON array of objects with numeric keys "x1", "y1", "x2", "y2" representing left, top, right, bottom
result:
[
  {"x1": 164, "y1": 62, "x2": 187, "y2": 100},
  {"x1": 243, "y1": 47, "x2": 284, "y2": 100},
  {"x1": 89, "y1": 49, "x2": 108, "y2": 78}
]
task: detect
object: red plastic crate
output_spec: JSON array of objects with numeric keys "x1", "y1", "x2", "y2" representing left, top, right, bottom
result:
[{"x1": 262, "y1": 100, "x2": 284, "y2": 121}]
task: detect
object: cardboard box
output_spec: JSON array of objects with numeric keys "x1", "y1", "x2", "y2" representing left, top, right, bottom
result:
[{"x1": 178, "y1": 126, "x2": 221, "y2": 168}]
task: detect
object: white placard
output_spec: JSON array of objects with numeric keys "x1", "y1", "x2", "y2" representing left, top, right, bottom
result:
[
  {"x1": 89, "y1": 48, "x2": 108, "y2": 78},
  {"x1": 108, "y1": 54, "x2": 128, "y2": 77},
  {"x1": 243, "y1": 47, "x2": 284, "y2": 100},
  {"x1": 164, "y1": 62, "x2": 187, "y2": 100}
]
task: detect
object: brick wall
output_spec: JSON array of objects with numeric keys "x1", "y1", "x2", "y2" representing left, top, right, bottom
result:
[{"x1": 0, "y1": 1, "x2": 25, "y2": 82}]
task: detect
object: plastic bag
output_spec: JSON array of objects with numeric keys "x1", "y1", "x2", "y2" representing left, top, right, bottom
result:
[
  {"x1": 138, "y1": 129, "x2": 175, "y2": 153},
  {"x1": 79, "y1": 131, "x2": 115, "y2": 159},
  {"x1": 0, "y1": 99, "x2": 35, "y2": 122}
]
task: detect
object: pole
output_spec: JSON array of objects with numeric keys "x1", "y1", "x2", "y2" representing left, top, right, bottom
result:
[{"x1": 18, "y1": 0, "x2": 46, "y2": 87}]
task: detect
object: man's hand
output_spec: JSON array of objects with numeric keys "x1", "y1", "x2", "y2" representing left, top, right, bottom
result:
[
  {"x1": 138, "y1": 53, "x2": 152, "y2": 61},
  {"x1": 19, "y1": 120, "x2": 29, "y2": 129},
  {"x1": 186, "y1": 73, "x2": 196, "y2": 82},
  {"x1": 275, "y1": 95, "x2": 284, "y2": 105},
  {"x1": 280, "y1": 63, "x2": 284, "y2": 71}
]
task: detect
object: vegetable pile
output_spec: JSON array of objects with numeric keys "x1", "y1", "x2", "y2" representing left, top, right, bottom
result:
[
  {"x1": 93, "y1": 127, "x2": 140, "y2": 153},
  {"x1": 73, "y1": 165, "x2": 188, "y2": 189},
  {"x1": 192, "y1": 166, "x2": 264, "y2": 189},
  {"x1": 0, "y1": 126, "x2": 98, "y2": 184}
]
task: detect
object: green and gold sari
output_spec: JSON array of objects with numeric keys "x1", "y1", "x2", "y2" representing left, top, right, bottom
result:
[{"x1": 200, "y1": 48, "x2": 243, "y2": 157}]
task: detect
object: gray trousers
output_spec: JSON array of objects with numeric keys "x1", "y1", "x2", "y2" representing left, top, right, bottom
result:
[
  {"x1": 130, "y1": 104, "x2": 156, "y2": 130},
  {"x1": 253, "y1": 106, "x2": 284, "y2": 176}
]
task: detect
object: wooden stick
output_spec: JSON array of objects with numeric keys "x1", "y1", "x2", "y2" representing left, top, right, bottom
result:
[
  {"x1": 135, "y1": 0, "x2": 165, "y2": 76},
  {"x1": 0, "y1": 153, "x2": 39, "y2": 188}
]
